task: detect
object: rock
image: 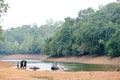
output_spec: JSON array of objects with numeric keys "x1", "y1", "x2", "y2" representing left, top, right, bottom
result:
[
  {"x1": 29, "y1": 66, "x2": 40, "y2": 71},
  {"x1": 115, "y1": 68, "x2": 120, "y2": 71}
]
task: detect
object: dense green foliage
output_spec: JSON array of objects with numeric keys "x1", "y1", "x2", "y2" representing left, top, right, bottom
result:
[
  {"x1": 0, "y1": 2, "x2": 120, "y2": 57},
  {"x1": 0, "y1": 20, "x2": 63, "y2": 54},
  {"x1": 42, "y1": 2, "x2": 120, "y2": 57},
  {"x1": 0, "y1": 0, "x2": 9, "y2": 40}
]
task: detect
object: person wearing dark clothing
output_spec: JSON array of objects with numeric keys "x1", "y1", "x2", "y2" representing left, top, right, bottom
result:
[
  {"x1": 20, "y1": 60, "x2": 24, "y2": 68},
  {"x1": 23, "y1": 60, "x2": 27, "y2": 69},
  {"x1": 20, "y1": 60, "x2": 27, "y2": 69}
]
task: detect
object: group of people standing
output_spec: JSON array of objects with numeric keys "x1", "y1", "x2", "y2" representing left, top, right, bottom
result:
[
  {"x1": 16, "y1": 60, "x2": 64, "y2": 71},
  {"x1": 17, "y1": 60, "x2": 27, "y2": 69}
]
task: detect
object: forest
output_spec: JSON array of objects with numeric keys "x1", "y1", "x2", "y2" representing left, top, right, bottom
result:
[
  {"x1": 0, "y1": 2, "x2": 120, "y2": 57},
  {"x1": 0, "y1": 20, "x2": 63, "y2": 54}
]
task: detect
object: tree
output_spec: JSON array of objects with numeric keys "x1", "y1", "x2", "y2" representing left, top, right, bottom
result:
[
  {"x1": 116, "y1": 0, "x2": 120, "y2": 3},
  {"x1": 42, "y1": 2, "x2": 120, "y2": 57},
  {"x1": 105, "y1": 30, "x2": 120, "y2": 57},
  {"x1": 0, "y1": 0, "x2": 9, "y2": 40},
  {"x1": 0, "y1": 20, "x2": 63, "y2": 54}
]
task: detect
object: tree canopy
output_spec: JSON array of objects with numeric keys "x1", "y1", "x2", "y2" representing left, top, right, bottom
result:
[
  {"x1": 0, "y1": 0, "x2": 9, "y2": 40},
  {"x1": 0, "y1": 20, "x2": 63, "y2": 54},
  {"x1": 42, "y1": 2, "x2": 120, "y2": 57},
  {"x1": 0, "y1": 2, "x2": 120, "y2": 57}
]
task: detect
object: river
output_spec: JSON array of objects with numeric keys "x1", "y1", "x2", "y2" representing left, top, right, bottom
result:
[{"x1": 1, "y1": 59, "x2": 120, "y2": 71}]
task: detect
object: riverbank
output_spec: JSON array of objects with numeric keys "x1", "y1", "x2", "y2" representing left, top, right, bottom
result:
[
  {"x1": 0, "y1": 61, "x2": 120, "y2": 80},
  {"x1": 45, "y1": 56, "x2": 120, "y2": 65},
  {"x1": 1, "y1": 54, "x2": 120, "y2": 65},
  {"x1": 0, "y1": 54, "x2": 48, "y2": 60}
]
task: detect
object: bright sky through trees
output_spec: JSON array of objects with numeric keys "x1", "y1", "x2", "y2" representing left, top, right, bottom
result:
[{"x1": 1, "y1": 0, "x2": 116, "y2": 30}]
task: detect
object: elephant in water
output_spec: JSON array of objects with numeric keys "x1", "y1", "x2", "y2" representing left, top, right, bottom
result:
[
  {"x1": 51, "y1": 62, "x2": 59, "y2": 70},
  {"x1": 51, "y1": 62, "x2": 64, "y2": 71}
]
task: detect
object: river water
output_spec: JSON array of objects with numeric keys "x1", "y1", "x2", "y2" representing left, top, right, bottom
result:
[{"x1": 1, "y1": 59, "x2": 120, "y2": 71}]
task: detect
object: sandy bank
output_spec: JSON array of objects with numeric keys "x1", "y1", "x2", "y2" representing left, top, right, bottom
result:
[
  {"x1": 0, "y1": 55, "x2": 120, "y2": 80},
  {"x1": 1, "y1": 54, "x2": 120, "y2": 65},
  {"x1": 45, "y1": 56, "x2": 120, "y2": 65},
  {"x1": 0, "y1": 61, "x2": 14, "y2": 68},
  {"x1": 0, "y1": 54, "x2": 48, "y2": 60},
  {"x1": 0, "y1": 61, "x2": 120, "y2": 80}
]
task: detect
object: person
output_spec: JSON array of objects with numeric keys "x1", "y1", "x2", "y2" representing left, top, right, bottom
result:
[
  {"x1": 60, "y1": 66, "x2": 64, "y2": 71},
  {"x1": 23, "y1": 60, "x2": 27, "y2": 69},
  {"x1": 55, "y1": 62, "x2": 57, "y2": 65},
  {"x1": 20, "y1": 60, "x2": 24, "y2": 68},
  {"x1": 17, "y1": 62, "x2": 20, "y2": 68}
]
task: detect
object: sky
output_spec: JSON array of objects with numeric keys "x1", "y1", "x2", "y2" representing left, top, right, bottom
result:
[{"x1": 1, "y1": 0, "x2": 116, "y2": 30}]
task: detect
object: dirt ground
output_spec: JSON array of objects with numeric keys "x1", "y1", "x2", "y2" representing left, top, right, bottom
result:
[{"x1": 0, "y1": 55, "x2": 120, "y2": 80}]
